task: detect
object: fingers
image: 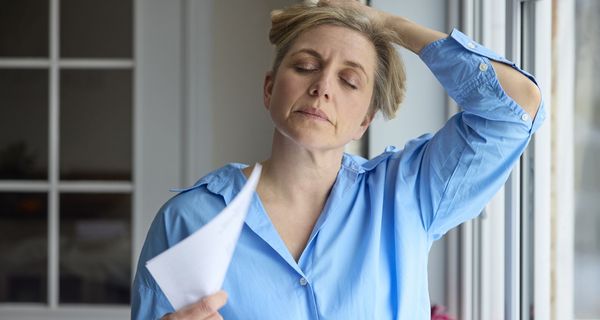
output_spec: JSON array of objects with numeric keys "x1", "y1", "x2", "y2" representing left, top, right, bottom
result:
[
  {"x1": 205, "y1": 313, "x2": 224, "y2": 320},
  {"x1": 318, "y1": 0, "x2": 362, "y2": 6},
  {"x1": 162, "y1": 291, "x2": 228, "y2": 320},
  {"x1": 199, "y1": 290, "x2": 228, "y2": 314},
  {"x1": 162, "y1": 310, "x2": 224, "y2": 320},
  {"x1": 187, "y1": 291, "x2": 228, "y2": 318},
  {"x1": 318, "y1": 0, "x2": 385, "y2": 24}
]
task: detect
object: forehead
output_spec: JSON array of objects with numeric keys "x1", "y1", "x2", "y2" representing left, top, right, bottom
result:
[{"x1": 287, "y1": 25, "x2": 377, "y2": 70}]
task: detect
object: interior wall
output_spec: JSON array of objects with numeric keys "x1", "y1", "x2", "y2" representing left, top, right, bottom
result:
[{"x1": 186, "y1": 0, "x2": 296, "y2": 185}]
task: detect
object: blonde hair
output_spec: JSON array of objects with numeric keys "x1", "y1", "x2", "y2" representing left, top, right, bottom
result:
[{"x1": 269, "y1": 2, "x2": 406, "y2": 120}]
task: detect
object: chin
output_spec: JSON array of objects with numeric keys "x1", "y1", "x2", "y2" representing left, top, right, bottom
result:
[{"x1": 276, "y1": 126, "x2": 346, "y2": 152}]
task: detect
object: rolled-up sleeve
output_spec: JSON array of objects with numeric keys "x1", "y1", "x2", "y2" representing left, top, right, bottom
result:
[{"x1": 412, "y1": 29, "x2": 546, "y2": 240}]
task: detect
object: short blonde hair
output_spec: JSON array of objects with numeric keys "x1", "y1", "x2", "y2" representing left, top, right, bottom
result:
[{"x1": 269, "y1": 2, "x2": 406, "y2": 120}]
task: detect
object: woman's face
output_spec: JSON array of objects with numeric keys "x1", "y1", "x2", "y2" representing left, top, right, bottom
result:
[{"x1": 264, "y1": 24, "x2": 377, "y2": 152}]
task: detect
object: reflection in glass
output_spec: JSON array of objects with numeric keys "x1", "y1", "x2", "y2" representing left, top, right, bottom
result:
[
  {"x1": 60, "y1": 0, "x2": 132, "y2": 58},
  {"x1": 0, "y1": 69, "x2": 48, "y2": 180},
  {"x1": 0, "y1": 0, "x2": 49, "y2": 57},
  {"x1": 574, "y1": 0, "x2": 600, "y2": 318},
  {"x1": 60, "y1": 70, "x2": 132, "y2": 180},
  {"x1": 59, "y1": 193, "x2": 131, "y2": 304},
  {"x1": 0, "y1": 193, "x2": 47, "y2": 303}
]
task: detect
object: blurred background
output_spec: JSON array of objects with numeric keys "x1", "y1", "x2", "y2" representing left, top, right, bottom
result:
[{"x1": 0, "y1": 0, "x2": 597, "y2": 319}]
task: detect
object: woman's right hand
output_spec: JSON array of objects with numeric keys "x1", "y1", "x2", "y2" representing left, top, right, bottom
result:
[
  {"x1": 161, "y1": 291, "x2": 228, "y2": 320},
  {"x1": 318, "y1": 0, "x2": 446, "y2": 54}
]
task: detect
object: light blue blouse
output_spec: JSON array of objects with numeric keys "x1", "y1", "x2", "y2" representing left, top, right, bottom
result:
[{"x1": 132, "y1": 29, "x2": 546, "y2": 319}]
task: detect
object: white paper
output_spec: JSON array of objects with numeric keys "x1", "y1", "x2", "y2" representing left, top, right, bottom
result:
[{"x1": 146, "y1": 164, "x2": 262, "y2": 310}]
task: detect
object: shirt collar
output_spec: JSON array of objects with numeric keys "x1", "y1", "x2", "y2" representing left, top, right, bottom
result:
[
  {"x1": 174, "y1": 150, "x2": 396, "y2": 201},
  {"x1": 170, "y1": 163, "x2": 248, "y2": 205}
]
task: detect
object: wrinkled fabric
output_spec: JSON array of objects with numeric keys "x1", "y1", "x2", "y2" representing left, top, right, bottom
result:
[{"x1": 132, "y1": 29, "x2": 546, "y2": 320}]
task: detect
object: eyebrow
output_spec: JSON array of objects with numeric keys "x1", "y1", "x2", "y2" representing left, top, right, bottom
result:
[{"x1": 291, "y1": 48, "x2": 369, "y2": 82}]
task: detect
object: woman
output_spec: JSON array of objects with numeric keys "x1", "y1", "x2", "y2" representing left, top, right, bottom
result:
[{"x1": 132, "y1": 0, "x2": 544, "y2": 319}]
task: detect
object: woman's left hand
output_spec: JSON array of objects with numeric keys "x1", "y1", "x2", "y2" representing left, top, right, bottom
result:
[
  {"x1": 317, "y1": 0, "x2": 390, "y2": 26},
  {"x1": 319, "y1": 0, "x2": 447, "y2": 53}
]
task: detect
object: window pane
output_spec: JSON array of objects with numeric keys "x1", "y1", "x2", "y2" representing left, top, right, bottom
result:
[
  {"x1": 60, "y1": 70, "x2": 132, "y2": 180},
  {"x1": 60, "y1": 0, "x2": 132, "y2": 58},
  {"x1": 0, "y1": 193, "x2": 47, "y2": 303},
  {"x1": 0, "y1": 69, "x2": 48, "y2": 180},
  {"x1": 574, "y1": 0, "x2": 600, "y2": 318},
  {"x1": 59, "y1": 193, "x2": 130, "y2": 304},
  {"x1": 0, "y1": 0, "x2": 49, "y2": 57}
]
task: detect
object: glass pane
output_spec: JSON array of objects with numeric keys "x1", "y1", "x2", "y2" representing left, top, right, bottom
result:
[
  {"x1": 60, "y1": 70, "x2": 132, "y2": 180},
  {"x1": 0, "y1": 0, "x2": 49, "y2": 57},
  {"x1": 59, "y1": 193, "x2": 130, "y2": 304},
  {"x1": 0, "y1": 193, "x2": 47, "y2": 303},
  {"x1": 60, "y1": 0, "x2": 132, "y2": 58},
  {"x1": 574, "y1": 0, "x2": 600, "y2": 318},
  {"x1": 0, "y1": 69, "x2": 48, "y2": 180}
]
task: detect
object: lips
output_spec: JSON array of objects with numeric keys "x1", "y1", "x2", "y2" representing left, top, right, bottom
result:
[{"x1": 294, "y1": 107, "x2": 330, "y2": 123}]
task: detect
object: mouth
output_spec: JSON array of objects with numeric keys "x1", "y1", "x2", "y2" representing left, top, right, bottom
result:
[{"x1": 294, "y1": 107, "x2": 330, "y2": 123}]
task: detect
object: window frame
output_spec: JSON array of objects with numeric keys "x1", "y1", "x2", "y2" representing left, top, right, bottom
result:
[
  {"x1": 550, "y1": 0, "x2": 576, "y2": 318},
  {"x1": 0, "y1": 0, "x2": 185, "y2": 318},
  {"x1": 0, "y1": 0, "x2": 134, "y2": 315},
  {"x1": 444, "y1": 0, "x2": 553, "y2": 319}
]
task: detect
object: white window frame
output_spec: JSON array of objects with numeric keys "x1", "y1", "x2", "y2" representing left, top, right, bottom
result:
[
  {"x1": 0, "y1": 0, "x2": 185, "y2": 319},
  {"x1": 550, "y1": 0, "x2": 575, "y2": 318},
  {"x1": 445, "y1": 0, "x2": 553, "y2": 319}
]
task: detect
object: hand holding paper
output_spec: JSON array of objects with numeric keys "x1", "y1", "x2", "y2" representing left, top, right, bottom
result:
[{"x1": 146, "y1": 164, "x2": 262, "y2": 310}]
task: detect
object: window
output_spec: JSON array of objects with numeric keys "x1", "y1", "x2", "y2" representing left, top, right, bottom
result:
[
  {"x1": 433, "y1": 1, "x2": 553, "y2": 319},
  {"x1": 574, "y1": 0, "x2": 600, "y2": 317},
  {"x1": 1, "y1": 0, "x2": 287, "y2": 318},
  {"x1": 0, "y1": 0, "x2": 133, "y2": 312}
]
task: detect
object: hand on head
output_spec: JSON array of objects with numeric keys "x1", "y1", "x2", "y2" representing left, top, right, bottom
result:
[
  {"x1": 271, "y1": 0, "x2": 389, "y2": 26},
  {"x1": 317, "y1": 0, "x2": 389, "y2": 24}
]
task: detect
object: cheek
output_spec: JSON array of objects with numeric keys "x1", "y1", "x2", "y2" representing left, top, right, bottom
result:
[
  {"x1": 271, "y1": 75, "x2": 304, "y2": 106},
  {"x1": 343, "y1": 93, "x2": 372, "y2": 120}
]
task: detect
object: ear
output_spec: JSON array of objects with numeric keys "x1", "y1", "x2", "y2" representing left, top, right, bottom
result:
[
  {"x1": 263, "y1": 71, "x2": 274, "y2": 110},
  {"x1": 352, "y1": 112, "x2": 374, "y2": 141}
]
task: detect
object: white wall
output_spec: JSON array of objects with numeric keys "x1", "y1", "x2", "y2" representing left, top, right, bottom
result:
[
  {"x1": 186, "y1": 0, "x2": 296, "y2": 185},
  {"x1": 368, "y1": 0, "x2": 448, "y2": 153}
]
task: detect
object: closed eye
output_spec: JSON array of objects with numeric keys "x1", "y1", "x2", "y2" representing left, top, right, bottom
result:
[
  {"x1": 294, "y1": 64, "x2": 319, "y2": 73},
  {"x1": 341, "y1": 77, "x2": 358, "y2": 89}
]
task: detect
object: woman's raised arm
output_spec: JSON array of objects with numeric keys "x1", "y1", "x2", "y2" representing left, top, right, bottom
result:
[{"x1": 320, "y1": 0, "x2": 542, "y2": 118}]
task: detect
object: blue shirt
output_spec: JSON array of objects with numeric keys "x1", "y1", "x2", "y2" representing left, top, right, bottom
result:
[{"x1": 132, "y1": 29, "x2": 546, "y2": 320}]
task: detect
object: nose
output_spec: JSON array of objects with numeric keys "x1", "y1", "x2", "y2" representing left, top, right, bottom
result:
[{"x1": 308, "y1": 74, "x2": 330, "y2": 100}]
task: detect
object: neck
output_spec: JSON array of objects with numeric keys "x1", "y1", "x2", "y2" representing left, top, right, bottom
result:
[{"x1": 252, "y1": 130, "x2": 344, "y2": 205}]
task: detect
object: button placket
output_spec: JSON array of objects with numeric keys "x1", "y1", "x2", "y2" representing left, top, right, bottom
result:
[{"x1": 299, "y1": 277, "x2": 308, "y2": 286}]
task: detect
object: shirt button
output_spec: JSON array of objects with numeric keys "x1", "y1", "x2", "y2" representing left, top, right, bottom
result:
[
  {"x1": 521, "y1": 113, "x2": 530, "y2": 121},
  {"x1": 479, "y1": 63, "x2": 489, "y2": 72},
  {"x1": 299, "y1": 277, "x2": 308, "y2": 286},
  {"x1": 467, "y1": 42, "x2": 476, "y2": 49}
]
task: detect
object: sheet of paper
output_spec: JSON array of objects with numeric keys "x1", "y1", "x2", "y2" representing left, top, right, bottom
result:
[{"x1": 146, "y1": 164, "x2": 262, "y2": 310}]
